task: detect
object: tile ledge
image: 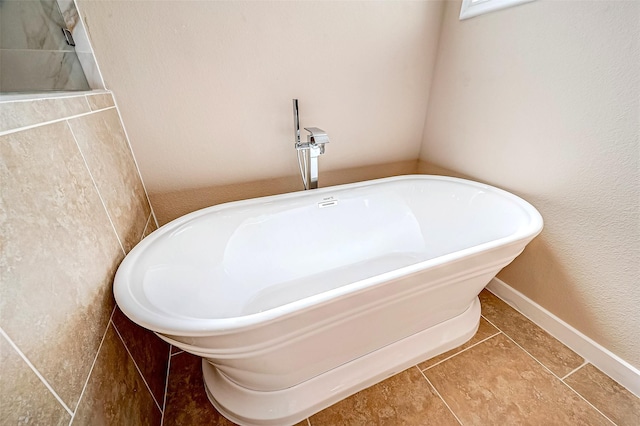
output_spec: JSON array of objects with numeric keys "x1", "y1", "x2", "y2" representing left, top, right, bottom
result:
[
  {"x1": 0, "y1": 90, "x2": 111, "y2": 103},
  {"x1": 486, "y1": 277, "x2": 640, "y2": 398}
]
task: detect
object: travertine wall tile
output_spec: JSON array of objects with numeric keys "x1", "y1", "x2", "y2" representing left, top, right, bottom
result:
[
  {"x1": 0, "y1": 334, "x2": 71, "y2": 425},
  {"x1": 86, "y1": 92, "x2": 115, "y2": 110},
  {"x1": 164, "y1": 352, "x2": 236, "y2": 425},
  {"x1": 68, "y1": 108, "x2": 150, "y2": 252},
  {"x1": 0, "y1": 121, "x2": 123, "y2": 409},
  {"x1": 0, "y1": 95, "x2": 90, "y2": 133},
  {"x1": 71, "y1": 325, "x2": 162, "y2": 425},
  {"x1": 112, "y1": 307, "x2": 170, "y2": 406},
  {"x1": 1, "y1": 91, "x2": 162, "y2": 423}
]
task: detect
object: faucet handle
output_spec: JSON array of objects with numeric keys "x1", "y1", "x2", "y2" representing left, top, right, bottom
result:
[{"x1": 304, "y1": 127, "x2": 330, "y2": 145}]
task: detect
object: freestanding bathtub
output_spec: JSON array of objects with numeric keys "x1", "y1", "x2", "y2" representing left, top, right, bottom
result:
[{"x1": 114, "y1": 175, "x2": 543, "y2": 425}]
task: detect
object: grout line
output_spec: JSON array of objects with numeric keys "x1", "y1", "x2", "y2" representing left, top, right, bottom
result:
[
  {"x1": 0, "y1": 106, "x2": 116, "y2": 137},
  {"x1": 477, "y1": 315, "x2": 500, "y2": 333},
  {"x1": 0, "y1": 48, "x2": 78, "y2": 53},
  {"x1": 139, "y1": 213, "x2": 152, "y2": 242},
  {"x1": 66, "y1": 120, "x2": 127, "y2": 256},
  {"x1": 81, "y1": 94, "x2": 92, "y2": 111},
  {"x1": 151, "y1": 210, "x2": 160, "y2": 229},
  {"x1": 111, "y1": 321, "x2": 163, "y2": 412},
  {"x1": 110, "y1": 94, "x2": 160, "y2": 232},
  {"x1": 0, "y1": 91, "x2": 96, "y2": 103},
  {"x1": 481, "y1": 314, "x2": 569, "y2": 382},
  {"x1": 486, "y1": 280, "x2": 640, "y2": 398},
  {"x1": 422, "y1": 331, "x2": 502, "y2": 371},
  {"x1": 481, "y1": 316, "x2": 617, "y2": 425},
  {"x1": 306, "y1": 418, "x2": 311, "y2": 425},
  {"x1": 560, "y1": 381, "x2": 618, "y2": 425},
  {"x1": 171, "y1": 349, "x2": 185, "y2": 357},
  {"x1": 0, "y1": 327, "x2": 74, "y2": 417},
  {"x1": 481, "y1": 315, "x2": 567, "y2": 381},
  {"x1": 160, "y1": 345, "x2": 173, "y2": 426},
  {"x1": 83, "y1": 94, "x2": 114, "y2": 113},
  {"x1": 69, "y1": 306, "x2": 118, "y2": 425},
  {"x1": 561, "y1": 360, "x2": 589, "y2": 381},
  {"x1": 418, "y1": 366, "x2": 463, "y2": 425}
]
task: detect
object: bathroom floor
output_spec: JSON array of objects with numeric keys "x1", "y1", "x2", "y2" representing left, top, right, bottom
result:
[{"x1": 162, "y1": 290, "x2": 640, "y2": 425}]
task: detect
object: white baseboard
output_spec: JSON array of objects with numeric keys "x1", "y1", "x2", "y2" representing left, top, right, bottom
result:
[{"x1": 486, "y1": 278, "x2": 640, "y2": 398}]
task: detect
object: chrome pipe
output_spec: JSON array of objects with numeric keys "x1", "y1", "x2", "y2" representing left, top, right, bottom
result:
[{"x1": 308, "y1": 146, "x2": 320, "y2": 189}]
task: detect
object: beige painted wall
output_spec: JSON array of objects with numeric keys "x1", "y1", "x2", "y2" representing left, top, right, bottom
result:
[
  {"x1": 421, "y1": 1, "x2": 640, "y2": 368},
  {"x1": 152, "y1": 159, "x2": 420, "y2": 225},
  {"x1": 78, "y1": 0, "x2": 444, "y2": 193}
]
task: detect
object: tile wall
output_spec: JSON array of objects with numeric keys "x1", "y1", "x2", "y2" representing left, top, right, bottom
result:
[{"x1": 0, "y1": 92, "x2": 166, "y2": 424}]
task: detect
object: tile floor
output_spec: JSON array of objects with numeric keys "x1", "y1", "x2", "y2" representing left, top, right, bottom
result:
[{"x1": 162, "y1": 290, "x2": 640, "y2": 425}]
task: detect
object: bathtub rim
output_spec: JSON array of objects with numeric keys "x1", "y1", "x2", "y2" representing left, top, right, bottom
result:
[{"x1": 114, "y1": 174, "x2": 543, "y2": 335}]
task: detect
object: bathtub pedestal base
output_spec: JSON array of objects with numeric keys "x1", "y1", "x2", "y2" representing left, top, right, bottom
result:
[{"x1": 202, "y1": 297, "x2": 481, "y2": 426}]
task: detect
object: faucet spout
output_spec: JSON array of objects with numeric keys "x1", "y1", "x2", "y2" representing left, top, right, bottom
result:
[{"x1": 304, "y1": 127, "x2": 330, "y2": 146}]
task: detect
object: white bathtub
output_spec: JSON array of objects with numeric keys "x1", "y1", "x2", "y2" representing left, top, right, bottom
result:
[{"x1": 114, "y1": 175, "x2": 543, "y2": 425}]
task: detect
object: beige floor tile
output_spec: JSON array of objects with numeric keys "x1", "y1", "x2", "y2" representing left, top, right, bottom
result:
[
  {"x1": 479, "y1": 289, "x2": 584, "y2": 377},
  {"x1": 419, "y1": 317, "x2": 499, "y2": 370},
  {"x1": 564, "y1": 363, "x2": 640, "y2": 426},
  {"x1": 425, "y1": 333, "x2": 611, "y2": 425},
  {"x1": 309, "y1": 367, "x2": 459, "y2": 425}
]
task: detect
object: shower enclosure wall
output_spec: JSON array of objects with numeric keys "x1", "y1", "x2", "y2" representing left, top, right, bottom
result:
[{"x1": 0, "y1": 0, "x2": 102, "y2": 94}]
